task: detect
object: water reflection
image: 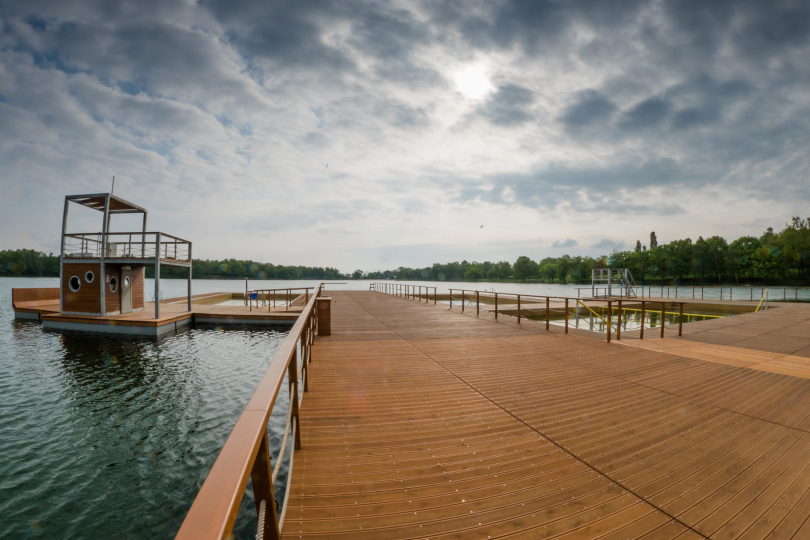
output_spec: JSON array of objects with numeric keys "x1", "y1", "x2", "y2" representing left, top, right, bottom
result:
[{"x1": 1, "y1": 307, "x2": 287, "y2": 539}]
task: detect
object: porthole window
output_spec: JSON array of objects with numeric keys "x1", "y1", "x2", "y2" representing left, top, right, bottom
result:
[
  {"x1": 124, "y1": 277, "x2": 131, "y2": 288},
  {"x1": 85, "y1": 271, "x2": 95, "y2": 283},
  {"x1": 68, "y1": 276, "x2": 81, "y2": 292},
  {"x1": 109, "y1": 277, "x2": 118, "y2": 292}
]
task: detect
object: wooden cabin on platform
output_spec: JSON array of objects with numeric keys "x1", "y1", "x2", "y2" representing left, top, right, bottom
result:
[{"x1": 60, "y1": 193, "x2": 192, "y2": 319}]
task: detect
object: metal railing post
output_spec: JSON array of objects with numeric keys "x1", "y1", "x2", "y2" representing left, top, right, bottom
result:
[
  {"x1": 476, "y1": 291, "x2": 480, "y2": 316},
  {"x1": 661, "y1": 302, "x2": 666, "y2": 338},
  {"x1": 545, "y1": 297, "x2": 549, "y2": 330},
  {"x1": 607, "y1": 301, "x2": 612, "y2": 342},
  {"x1": 517, "y1": 295, "x2": 521, "y2": 324},
  {"x1": 617, "y1": 300, "x2": 622, "y2": 340},
  {"x1": 461, "y1": 290, "x2": 465, "y2": 313},
  {"x1": 679, "y1": 303, "x2": 684, "y2": 336},
  {"x1": 495, "y1": 292, "x2": 498, "y2": 319}
]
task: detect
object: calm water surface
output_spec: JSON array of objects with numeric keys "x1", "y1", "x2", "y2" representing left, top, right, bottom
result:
[{"x1": 0, "y1": 278, "x2": 291, "y2": 539}]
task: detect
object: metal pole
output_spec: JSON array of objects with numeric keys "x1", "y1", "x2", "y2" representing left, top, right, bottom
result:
[
  {"x1": 495, "y1": 292, "x2": 498, "y2": 320},
  {"x1": 607, "y1": 301, "x2": 611, "y2": 342},
  {"x1": 154, "y1": 232, "x2": 161, "y2": 319},
  {"x1": 545, "y1": 297, "x2": 549, "y2": 330},
  {"x1": 462, "y1": 290, "x2": 465, "y2": 313},
  {"x1": 476, "y1": 291, "x2": 480, "y2": 316},
  {"x1": 617, "y1": 300, "x2": 622, "y2": 340},
  {"x1": 517, "y1": 295, "x2": 521, "y2": 324},
  {"x1": 100, "y1": 195, "x2": 110, "y2": 317},
  {"x1": 679, "y1": 303, "x2": 684, "y2": 336},
  {"x1": 187, "y1": 242, "x2": 192, "y2": 312},
  {"x1": 59, "y1": 198, "x2": 70, "y2": 314}
]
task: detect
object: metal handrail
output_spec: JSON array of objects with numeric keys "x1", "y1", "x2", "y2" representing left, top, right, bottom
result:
[
  {"x1": 175, "y1": 286, "x2": 321, "y2": 540},
  {"x1": 246, "y1": 288, "x2": 315, "y2": 311}
]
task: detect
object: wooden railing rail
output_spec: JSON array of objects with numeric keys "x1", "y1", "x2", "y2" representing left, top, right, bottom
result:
[{"x1": 175, "y1": 286, "x2": 321, "y2": 540}]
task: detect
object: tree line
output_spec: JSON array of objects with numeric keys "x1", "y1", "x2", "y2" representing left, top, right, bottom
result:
[
  {"x1": 359, "y1": 217, "x2": 810, "y2": 285},
  {"x1": 0, "y1": 250, "x2": 343, "y2": 280}
]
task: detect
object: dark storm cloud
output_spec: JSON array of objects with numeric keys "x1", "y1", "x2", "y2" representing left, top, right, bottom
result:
[
  {"x1": 476, "y1": 84, "x2": 534, "y2": 126},
  {"x1": 2, "y1": 0, "x2": 810, "y2": 263},
  {"x1": 559, "y1": 90, "x2": 615, "y2": 128},
  {"x1": 619, "y1": 97, "x2": 671, "y2": 130},
  {"x1": 454, "y1": 157, "x2": 693, "y2": 212}
]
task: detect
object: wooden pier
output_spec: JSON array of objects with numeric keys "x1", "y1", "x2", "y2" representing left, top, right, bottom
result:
[
  {"x1": 287, "y1": 291, "x2": 810, "y2": 540},
  {"x1": 176, "y1": 288, "x2": 810, "y2": 540}
]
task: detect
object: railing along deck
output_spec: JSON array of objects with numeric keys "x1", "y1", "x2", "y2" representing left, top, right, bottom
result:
[
  {"x1": 245, "y1": 288, "x2": 315, "y2": 311},
  {"x1": 371, "y1": 283, "x2": 705, "y2": 343},
  {"x1": 63, "y1": 231, "x2": 191, "y2": 263},
  {"x1": 176, "y1": 286, "x2": 321, "y2": 540}
]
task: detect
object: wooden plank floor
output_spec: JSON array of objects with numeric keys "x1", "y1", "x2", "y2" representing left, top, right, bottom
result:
[{"x1": 286, "y1": 291, "x2": 810, "y2": 540}]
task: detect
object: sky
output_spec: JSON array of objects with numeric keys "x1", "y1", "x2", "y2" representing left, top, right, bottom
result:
[{"x1": 1, "y1": 0, "x2": 809, "y2": 273}]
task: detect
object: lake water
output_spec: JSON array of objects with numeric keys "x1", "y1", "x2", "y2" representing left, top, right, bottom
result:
[{"x1": 0, "y1": 278, "x2": 291, "y2": 539}]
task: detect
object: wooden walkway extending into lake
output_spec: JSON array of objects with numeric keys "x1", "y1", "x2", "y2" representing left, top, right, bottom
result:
[{"x1": 285, "y1": 290, "x2": 810, "y2": 540}]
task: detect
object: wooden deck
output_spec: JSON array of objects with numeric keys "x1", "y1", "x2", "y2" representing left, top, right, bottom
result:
[{"x1": 286, "y1": 291, "x2": 810, "y2": 540}]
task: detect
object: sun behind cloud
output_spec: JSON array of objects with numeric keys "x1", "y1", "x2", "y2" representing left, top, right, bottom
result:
[{"x1": 454, "y1": 65, "x2": 493, "y2": 100}]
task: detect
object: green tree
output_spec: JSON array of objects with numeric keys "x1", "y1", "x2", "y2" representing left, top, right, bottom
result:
[
  {"x1": 540, "y1": 263, "x2": 557, "y2": 283},
  {"x1": 513, "y1": 256, "x2": 538, "y2": 282},
  {"x1": 352, "y1": 269, "x2": 364, "y2": 280},
  {"x1": 495, "y1": 261, "x2": 512, "y2": 279},
  {"x1": 464, "y1": 264, "x2": 484, "y2": 281},
  {"x1": 705, "y1": 236, "x2": 729, "y2": 284},
  {"x1": 555, "y1": 255, "x2": 573, "y2": 284},
  {"x1": 669, "y1": 238, "x2": 693, "y2": 281}
]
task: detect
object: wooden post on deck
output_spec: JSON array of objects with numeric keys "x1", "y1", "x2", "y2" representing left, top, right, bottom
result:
[
  {"x1": 640, "y1": 301, "x2": 646, "y2": 339},
  {"x1": 564, "y1": 298, "x2": 569, "y2": 334},
  {"x1": 316, "y1": 297, "x2": 331, "y2": 336},
  {"x1": 476, "y1": 291, "x2": 480, "y2": 316},
  {"x1": 250, "y1": 431, "x2": 281, "y2": 540}
]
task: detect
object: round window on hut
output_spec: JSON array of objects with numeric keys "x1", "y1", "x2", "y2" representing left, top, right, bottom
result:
[
  {"x1": 85, "y1": 271, "x2": 94, "y2": 283},
  {"x1": 68, "y1": 276, "x2": 81, "y2": 292},
  {"x1": 109, "y1": 277, "x2": 118, "y2": 292}
]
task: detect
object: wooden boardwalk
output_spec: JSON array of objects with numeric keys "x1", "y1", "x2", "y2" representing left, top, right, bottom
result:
[{"x1": 285, "y1": 291, "x2": 810, "y2": 540}]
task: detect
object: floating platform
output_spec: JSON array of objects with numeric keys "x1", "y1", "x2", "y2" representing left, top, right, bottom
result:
[{"x1": 13, "y1": 289, "x2": 301, "y2": 336}]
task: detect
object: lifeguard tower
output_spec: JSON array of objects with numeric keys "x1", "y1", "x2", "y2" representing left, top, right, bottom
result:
[{"x1": 59, "y1": 193, "x2": 192, "y2": 319}]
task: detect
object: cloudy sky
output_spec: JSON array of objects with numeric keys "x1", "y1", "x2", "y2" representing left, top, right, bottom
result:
[{"x1": 1, "y1": 0, "x2": 808, "y2": 272}]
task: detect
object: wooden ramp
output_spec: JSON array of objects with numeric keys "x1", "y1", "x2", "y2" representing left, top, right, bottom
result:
[{"x1": 286, "y1": 291, "x2": 810, "y2": 540}]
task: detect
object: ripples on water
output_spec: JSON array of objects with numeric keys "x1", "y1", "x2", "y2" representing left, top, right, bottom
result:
[{"x1": 0, "y1": 279, "x2": 290, "y2": 539}]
